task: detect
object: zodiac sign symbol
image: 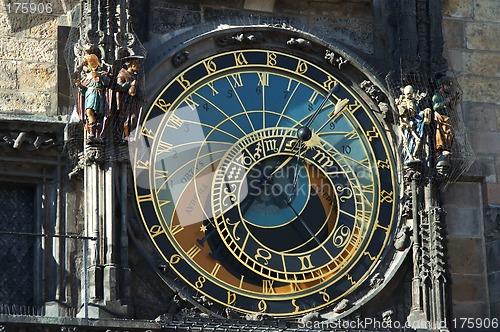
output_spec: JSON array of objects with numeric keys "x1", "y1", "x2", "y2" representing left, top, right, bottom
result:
[{"x1": 222, "y1": 183, "x2": 238, "y2": 206}]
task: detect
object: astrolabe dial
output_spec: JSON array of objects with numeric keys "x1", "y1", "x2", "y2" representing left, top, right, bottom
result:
[{"x1": 133, "y1": 47, "x2": 398, "y2": 316}]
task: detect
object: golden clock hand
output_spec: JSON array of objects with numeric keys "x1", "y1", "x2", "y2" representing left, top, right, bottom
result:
[
  {"x1": 305, "y1": 84, "x2": 338, "y2": 128},
  {"x1": 268, "y1": 155, "x2": 295, "y2": 178},
  {"x1": 315, "y1": 97, "x2": 350, "y2": 133}
]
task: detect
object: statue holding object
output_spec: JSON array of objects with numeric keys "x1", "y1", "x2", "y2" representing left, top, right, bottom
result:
[
  {"x1": 115, "y1": 56, "x2": 144, "y2": 143},
  {"x1": 431, "y1": 76, "x2": 456, "y2": 176},
  {"x1": 74, "y1": 51, "x2": 111, "y2": 144}
]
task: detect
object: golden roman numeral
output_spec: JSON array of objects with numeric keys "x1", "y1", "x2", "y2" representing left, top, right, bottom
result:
[
  {"x1": 170, "y1": 224, "x2": 184, "y2": 236},
  {"x1": 185, "y1": 245, "x2": 201, "y2": 259},
  {"x1": 211, "y1": 262, "x2": 222, "y2": 277},
  {"x1": 157, "y1": 141, "x2": 174, "y2": 154},
  {"x1": 257, "y1": 72, "x2": 269, "y2": 86},
  {"x1": 137, "y1": 194, "x2": 153, "y2": 203},
  {"x1": 308, "y1": 90, "x2": 319, "y2": 104},
  {"x1": 184, "y1": 95, "x2": 199, "y2": 111},
  {"x1": 207, "y1": 82, "x2": 219, "y2": 96},
  {"x1": 166, "y1": 114, "x2": 183, "y2": 129},
  {"x1": 262, "y1": 279, "x2": 276, "y2": 294},
  {"x1": 289, "y1": 281, "x2": 302, "y2": 292},
  {"x1": 230, "y1": 73, "x2": 243, "y2": 87},
  {"x1": 136, "y1": 160, "x2": 149, "y2": 170}
]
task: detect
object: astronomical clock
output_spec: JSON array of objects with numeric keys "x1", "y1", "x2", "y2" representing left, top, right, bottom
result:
[{"x1": 132, "y1": 25, "x2": 405, "y2": 319}]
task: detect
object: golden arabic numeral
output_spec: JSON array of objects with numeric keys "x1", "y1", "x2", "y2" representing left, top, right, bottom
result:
[
  {"x1": 195, "y1": 276, "x2": 206, "y2": 289},
  {"x1": 319, "y1": 289, "x2": 330, "y2": 302},
  {"x1": 258, "y1": 299, "x2": 267, "y2": 312},
  {"x1": 377, "y1": 159, "x2": 391, "y2": 169},
  {"x1": 234, "y1": 52, "x2": 249, "y2": 66},
  {"x1": 267, "y1": 52, "x2": 278, "y2": 66},
  {"x1": 323, "y1": 75, "x2": 337, "y2": 90},
  {"x1": 203, "y1": 57, "x2": 217, "y2": 74},
  {"x1": 380, "y1": 190, "x2": 394, "y2": 203},
  {"x1": 227, "y1": 291, "x2": 237, "y2": 305},
  {"x1": 298, "y1": 255, "x2": 314, "y2": 271},
  {"x1": 176, "y1": 75, "x2": 191, "y2": 89},
  {"x1": 155, "y1": 98, "x2": 171, "y2": 113},
  {"x1": 169, "y1": 254, "x2": 181, "y2": 265},
  {"x1": 291, "y1": 299, "x2": 300, "y2": 313},
  {"x1": 149, "y1": 224, "x2": 165, "y2": 238},
  {"x1": 295, "y1": 60, "x2": 308, "y2": 74}
]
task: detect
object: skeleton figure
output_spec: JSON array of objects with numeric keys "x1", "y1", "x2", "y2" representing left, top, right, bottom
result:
[{"x1": 396, "y1": 85, "x2": 428, "y2": 161}]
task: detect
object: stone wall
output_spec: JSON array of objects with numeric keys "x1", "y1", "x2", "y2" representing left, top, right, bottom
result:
[
  {"x1": 146, "y1": 0, "x2": 374, "y2": 54},
  {"x1": 442, "y1": 0, "x2": 500, "y2": 318},
  {"x1": 0, "y1": 0, "x2": 78, "y2": 118}
]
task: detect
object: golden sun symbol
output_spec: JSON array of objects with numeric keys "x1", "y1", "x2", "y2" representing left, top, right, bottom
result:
[{"x1": 303, "y1": 130, "x2": 322, "y2": 149}]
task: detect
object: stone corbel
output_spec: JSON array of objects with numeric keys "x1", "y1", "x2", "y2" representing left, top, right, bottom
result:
[{"x1": 0, "y1": 131, "x2": 59, "y2": 151}]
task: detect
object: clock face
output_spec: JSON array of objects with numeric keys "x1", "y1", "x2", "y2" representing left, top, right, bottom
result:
[{"x1": 134, "y1": 48, "x2": 398, "y2": 317}]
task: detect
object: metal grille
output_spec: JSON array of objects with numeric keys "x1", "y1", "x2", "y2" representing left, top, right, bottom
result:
[{"x1": 0, "y1": 182, "x2": 35, "y2": 306}]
